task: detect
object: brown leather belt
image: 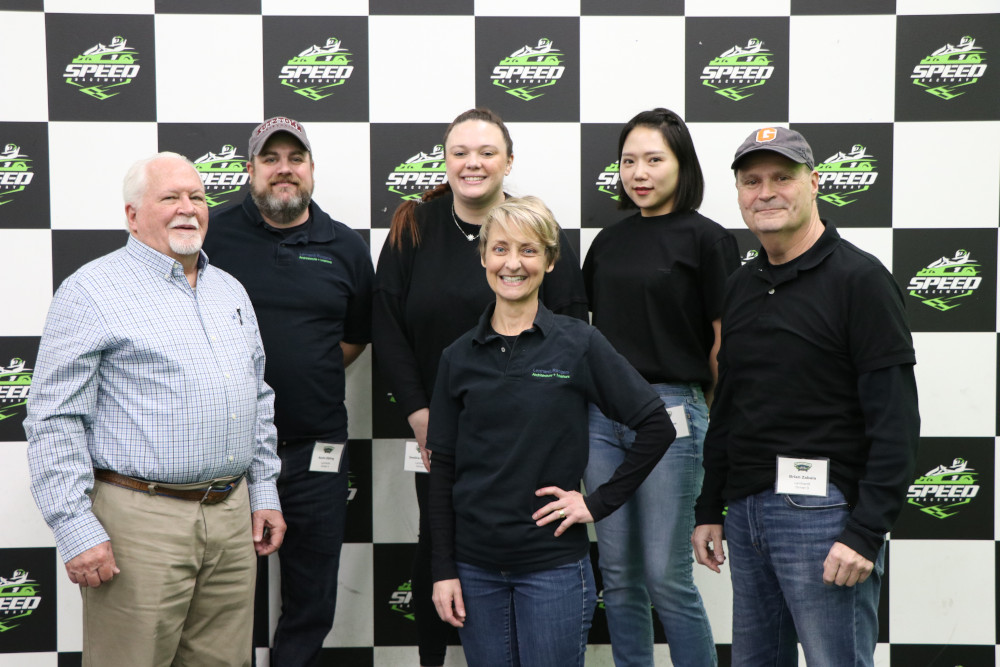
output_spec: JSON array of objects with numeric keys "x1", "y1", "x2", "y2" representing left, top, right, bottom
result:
[{"x1": 94, "y1": 469, "x2": 243, "y2": 505}]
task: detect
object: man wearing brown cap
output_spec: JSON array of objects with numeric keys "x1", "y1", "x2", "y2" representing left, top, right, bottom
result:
[
  {"x1": 691, "y1": 127, "x2": 920, "y2": 666},
  {"x1": 204, "y1": 117, "x2": 374, "y2": 666}
]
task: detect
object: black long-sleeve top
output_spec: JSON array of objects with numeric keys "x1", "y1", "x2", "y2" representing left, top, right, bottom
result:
[{"x1": 428, "y1": 304, "x2": 675, "y2": 580}]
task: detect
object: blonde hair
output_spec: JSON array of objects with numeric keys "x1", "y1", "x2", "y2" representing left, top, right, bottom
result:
[{"x1": 479, "y1": 196, "x2": 560, "y2": 266}]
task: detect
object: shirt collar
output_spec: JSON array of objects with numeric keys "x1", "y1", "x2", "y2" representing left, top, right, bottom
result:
[
  {"x1": 126, "y1": 235, "x2": 207, "y2": 280},
  {"x1": 751, "y1": 219, "x2": 840, "y2": 283},
  {"x1": 472, "y1": 301, "x2": 554, "y2": 345},
  {"x1": 241, "y1": 192, "x2": 335, "y2": 243}
]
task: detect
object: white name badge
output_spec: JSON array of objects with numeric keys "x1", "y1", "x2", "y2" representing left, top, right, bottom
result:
[
  {"x1": 309, "y1": 442, "x2": 345, "y2": 473},
  {"x1": 775, "y1": 456, "x2": 830, "y2": 496},
  {"x1": 666, "y1": 405, "x2": 691, "y2": 439},
  {"x1": 404, "y1": 440, "x2": 429, "y2": 474}
]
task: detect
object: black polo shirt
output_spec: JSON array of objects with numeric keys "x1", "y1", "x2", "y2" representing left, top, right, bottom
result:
[
  {"x1": 427, "y1": 303, "x2": 673, "y2": 579},
  {"x1": 695, "y1": 221, "x2": 919, "y2": 561},
  {"x1": 205, "y1": 194, "x2": 373, "y2": 441}
]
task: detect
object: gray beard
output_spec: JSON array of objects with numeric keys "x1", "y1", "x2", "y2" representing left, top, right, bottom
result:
[{"x1": 252, "y1": 189, "x2": 310, "y2": 225}]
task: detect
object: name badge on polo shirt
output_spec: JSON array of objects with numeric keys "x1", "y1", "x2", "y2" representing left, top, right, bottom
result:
[
  {"x1": 403, "y1": 441, "x2": 429, "y2": 474},
  {"x1": 665, "y1": 405, "x2": 691, "y2": 438},
  {"x1": 775, "y1": 456, "x2": 830, "y2": 496},
  {"x1": 309, "y1": 442, "x2": 345, "y2": 473}
]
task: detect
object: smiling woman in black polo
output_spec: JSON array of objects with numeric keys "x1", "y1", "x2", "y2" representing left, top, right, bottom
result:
[{"x1": 426, "y1": 196, "x2": 675, "y2": 667}]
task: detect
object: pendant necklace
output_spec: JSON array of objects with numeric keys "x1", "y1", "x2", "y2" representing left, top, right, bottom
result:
[{"x1": 451, "y1": 205, "x2": 478, "y2": 242}]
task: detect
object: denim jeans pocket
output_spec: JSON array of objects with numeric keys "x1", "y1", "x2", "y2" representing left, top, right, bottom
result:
[{"x1": 782, "y1": 484, "x2": 848, "y2": 510}]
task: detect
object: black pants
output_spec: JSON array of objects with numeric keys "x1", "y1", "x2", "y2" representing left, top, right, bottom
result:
[{"x1": 413, "y1": 472, "x2": 459, "y2": 666}]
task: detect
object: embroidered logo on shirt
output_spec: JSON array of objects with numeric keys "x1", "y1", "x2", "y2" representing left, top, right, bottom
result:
[
  {"x1": 531, "y1": 368, "x2": 571, "y2": 380},
  {"x1": 299, "y1": 253, "x2": 333, "y2": 265}
]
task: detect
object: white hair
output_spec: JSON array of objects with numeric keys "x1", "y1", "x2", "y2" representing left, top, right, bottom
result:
[{"x1": 122, "y1": 151, "x2": 196, "y2": 210}]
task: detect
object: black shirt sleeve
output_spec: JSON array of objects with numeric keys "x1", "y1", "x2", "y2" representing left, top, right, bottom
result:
[
  {"x1": 700, "y1": 232, "x2": 741, "y2": 322},
  {"x1": 539, "y1": 229, "x2": 589, "y2": 322},
  {"x1": 429, "y1": 450, "x2": 458, "y2": 582},
  {"x1": 343, "y1": 233, "x2": 375, "y2": 345},
  {"x1": 837, "y1": 363, "x2": 920, "y2": 562},
  {"x1": 427, "y1": 349, "x2": 461, "y2": 581},
  {"x1": 372, "y1": 235, "x2": 429, "y2": 417},
  {"x1": 695, "y1": 324, "x2": 732, "y2": 526}
]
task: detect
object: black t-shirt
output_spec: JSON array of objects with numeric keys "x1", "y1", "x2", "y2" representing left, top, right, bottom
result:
[
  {"x1": 583, "y1": 210, "x2": 739, "y2": 385},
  {"x1": 204, "y1": 194, "x2": 374, "y2": 440},
  {"x1": 695, "y1": 221, "x2": 919, "y2": 561},
  {"x1": 427, "y1": 303, "x2": 673, "y2": 579},
  {"x1": 372, "y1": 193, "x2": 589, "y2": 418}
]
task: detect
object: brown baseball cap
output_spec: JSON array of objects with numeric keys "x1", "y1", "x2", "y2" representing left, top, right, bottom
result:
[{"x1": 248, "y1": 116, "x2": 312, "y2": 158}]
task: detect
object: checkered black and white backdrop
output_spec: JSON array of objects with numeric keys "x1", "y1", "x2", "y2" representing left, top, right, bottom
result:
[{"x1": 1, "y1": 1, "x2": 998, "y2": 665}]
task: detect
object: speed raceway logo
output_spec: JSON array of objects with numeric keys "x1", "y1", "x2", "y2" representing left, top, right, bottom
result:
[
  {"x1": 595, "y1": 160, "x2": 620, "y2": 201},
  {"x1": 278, "y1": 37, "x2": 355, "y2": 101},
  {"x1": 700, "y1": 38, "x2": 774, "y2": 101},
  {"x1": 491, "y1": 37, "x2": 566, "y2": 101},
  {"x1": 0, "y1": 357, "x2": 32, "y2": 423},
  {"x1": 193, "y1": 144, "x2": 249, "y2": 209},
  {"x1": 906, "y1": 249, "x2": 982, "y2": 312},
  {"x1": 906, "y1": 457, "x2": 980, "y2": 519},
  {"x1": 385, "y1": 144, "x2": 447, "y2": 201},
  {"x1": 910, "y1": 35, "x2": 987, "y2": 100},
  {"x1": 0, "y1": 144, "x2": 34, "y2": 207},
  {"x1": 62, "y1": 35, "x2": 140, "y2": 100},
  {"x1": 0, "y1": 569, "x2": 42, "y2": 633},
  {"x1": 815, "y1": 144, "x2": 879, "y2": 208}
]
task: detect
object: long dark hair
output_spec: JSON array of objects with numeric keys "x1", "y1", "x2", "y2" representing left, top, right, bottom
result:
[
  {"x1": 616, "y1": 108, "x2": 704, "y2": 212},
  {"x1": 388, "y1": 108, "x2": 513, "y2": 248}
]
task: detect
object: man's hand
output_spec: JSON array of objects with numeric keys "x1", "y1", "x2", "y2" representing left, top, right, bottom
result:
[
  {"x1": 823, "y1": 542, "x2": 874, "y2": 587},
  {"x1": 65, "y1": 541, "x2": 119, "y2": 587},
  {"x1": 252, "y1": 509, "x2": 286, "y2": 556},
  {"x1": 432, "y1": 579, "x2": 466, "y2": 627},
  {"x1": 691, "y1": 524, "x2": 726, "y2": 573}
]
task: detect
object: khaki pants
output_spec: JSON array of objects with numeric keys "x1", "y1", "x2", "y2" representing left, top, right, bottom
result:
[{"x1": 82, "y1": 479, "x2": 256, "y2": 667}]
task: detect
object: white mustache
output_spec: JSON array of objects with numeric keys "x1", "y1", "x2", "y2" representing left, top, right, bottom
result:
[{"x1": 168, "y1": 216, "x2": 201, "y2": 230}]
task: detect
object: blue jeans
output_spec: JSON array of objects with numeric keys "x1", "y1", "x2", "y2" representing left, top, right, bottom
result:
[
  {"x1": 269, "y1": 439, "x2": 349, "y2": 667},
  {"x1": 456, "y1": 556, "x2": 597, "y2": 667},
  {"x1": 725, "y1": 486, "x2": 883, "y2": 667},
  {"x1": 583, "y1": 383, "x2": 716, "y2": 667}
]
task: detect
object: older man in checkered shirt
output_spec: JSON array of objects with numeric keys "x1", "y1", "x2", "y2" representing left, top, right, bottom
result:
[{"x1": 25, "y1": 152, "x2": 284, "y2": 667}]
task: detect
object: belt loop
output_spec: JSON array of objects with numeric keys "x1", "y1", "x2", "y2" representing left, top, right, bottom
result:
[{"x1": 147, "y1": 483, "x2": 158, "y2": 496}]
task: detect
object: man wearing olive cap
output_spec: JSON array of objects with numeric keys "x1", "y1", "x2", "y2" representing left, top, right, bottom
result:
[{"x1": 691, "y1": 127, "x2": 920, "y2": 666}]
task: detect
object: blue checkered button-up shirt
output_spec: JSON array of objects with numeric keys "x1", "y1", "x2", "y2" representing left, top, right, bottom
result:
[{"x1": 25, "y1": 236, "x2": 281, "y2": 563}]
